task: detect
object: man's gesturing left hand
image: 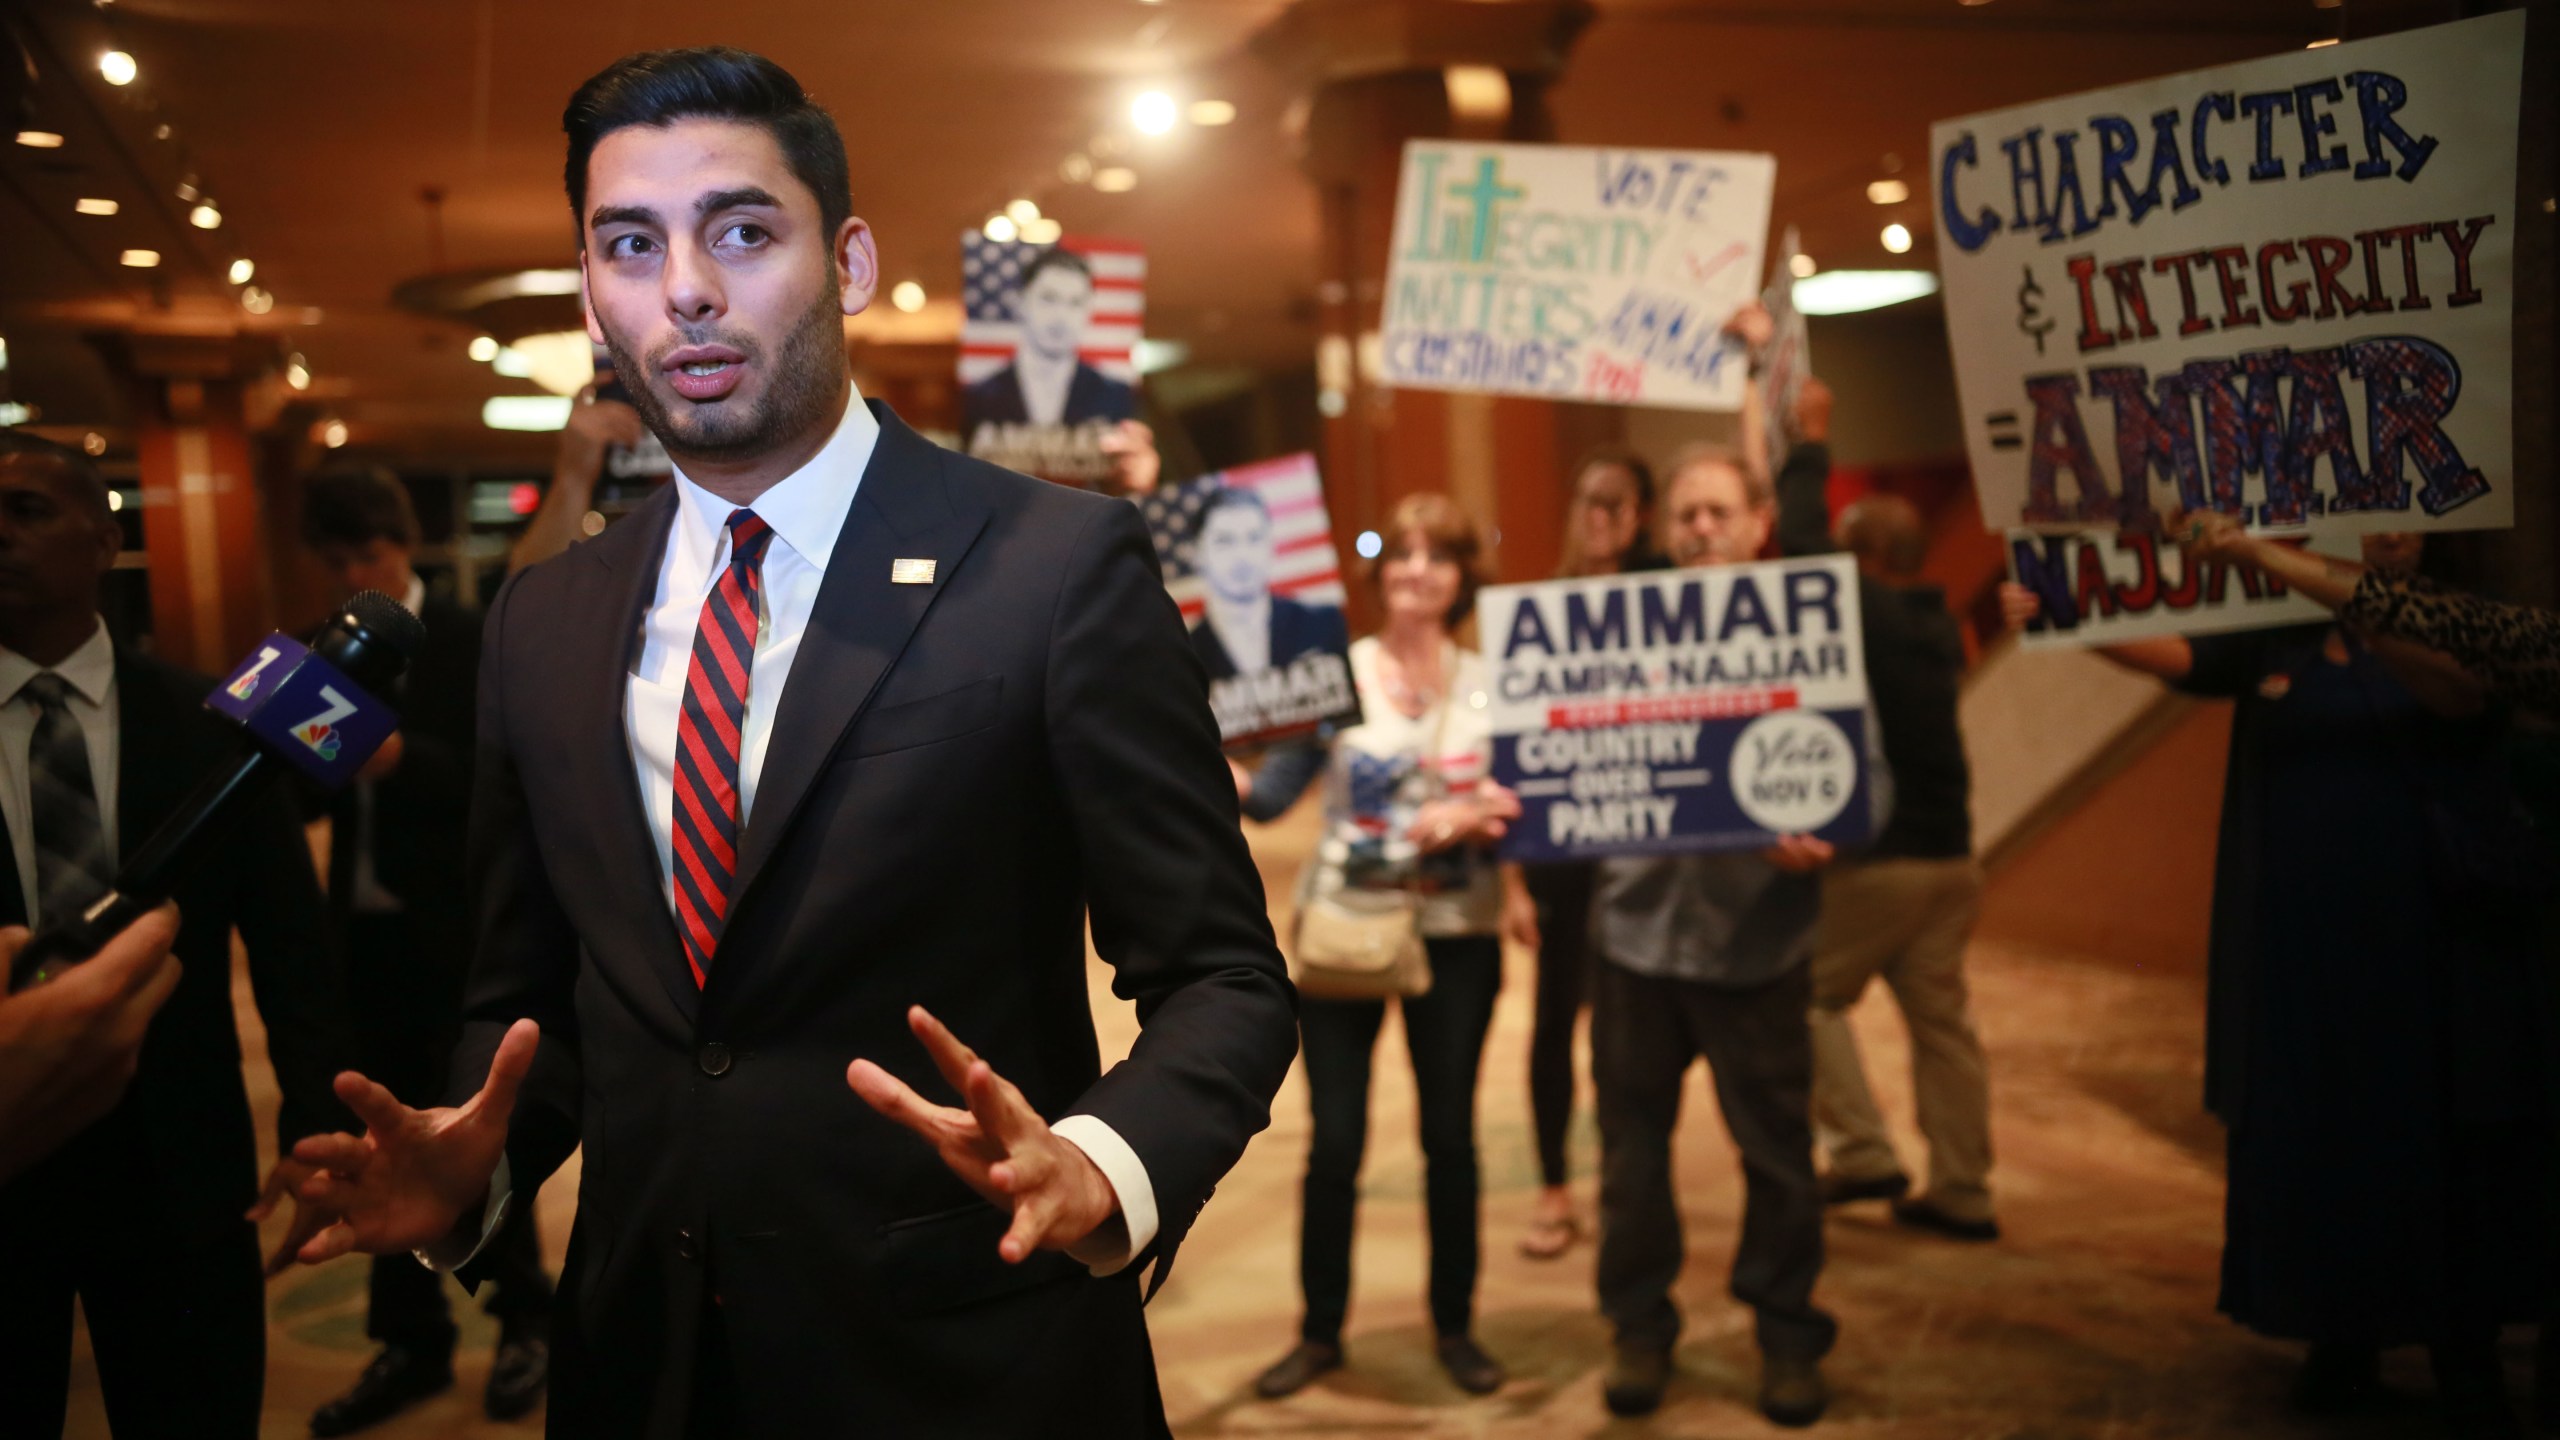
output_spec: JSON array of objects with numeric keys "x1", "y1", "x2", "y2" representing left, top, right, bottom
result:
[{"x1": 848, "y1": 1006, "x2": 1122, "y2": 1264}]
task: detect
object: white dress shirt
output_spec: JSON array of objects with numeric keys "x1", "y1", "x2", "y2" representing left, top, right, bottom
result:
[
  {"x1": 440, "y1": 388, "x2": 1156, "y2": 1276},
  {"x1": 0, "y1": 620, "x2": 119, "y2": 928}
]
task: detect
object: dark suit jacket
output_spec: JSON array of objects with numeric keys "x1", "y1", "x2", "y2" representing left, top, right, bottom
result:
[
  {"x1": 0, "y1": 645, "x2": 350, "y2": 1239},
  {"x1": 963, "y1": 361, "x2": 1136, "y2": 426},
  {"x1": 455, "y1": 403, "x2": 1297, "y2": 1437},
  {"x1": 327, "y1": 590, "x2": 479, "y2": 962},
  {"x1": 1188, "y1": 595, "x2": 1351, "y2": 683}
]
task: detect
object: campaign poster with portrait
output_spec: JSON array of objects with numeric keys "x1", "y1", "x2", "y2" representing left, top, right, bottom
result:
[
  {"x1": 2004, "y1": 527, "x2": 2338, "y2": 648},
  {"x1": 1481, "y1": 556, "x2": 1875, "y2": 862},
  {"x1": 1931, "y1": 12, "x2": 2524, "y2": 538},
  {"x1": 1378, "y1": 140, "x2": 1776, "y2": 410},
  {"x1": 960, "y1": 233, "x2": 1146, "y2": 486},
  {"x1": 1137, "y1": 453, "x2": 1361, "y2": 749}
]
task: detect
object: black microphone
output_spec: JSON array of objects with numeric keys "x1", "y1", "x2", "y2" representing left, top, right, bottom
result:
[{"x1": 8, "y1": 590, "x2": 426, "y2": 991}]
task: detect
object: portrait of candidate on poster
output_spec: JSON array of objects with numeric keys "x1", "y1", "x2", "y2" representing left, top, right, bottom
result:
[
  {"x1": 1137, "y1": 453, "x2": 1361, "y2": 749},
  {"x1": 960, "y1": 233, "x2": 1146, "y2": 486}
]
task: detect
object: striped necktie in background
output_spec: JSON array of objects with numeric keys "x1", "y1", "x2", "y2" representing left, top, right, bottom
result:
[
  {"x1": 23, "y1": 672, "x2": 115, "y2": 930},
  {"x1": 670, "y1": 510, "x2": 774, "y2": 989}
]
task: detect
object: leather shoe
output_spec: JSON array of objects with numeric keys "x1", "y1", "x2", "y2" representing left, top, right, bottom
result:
[
  {"x1": 311, "y1": 1344, "x2": 454, "y2": 1437},
  {"x1": 485, "y1": 1316, "x2": 551, "y2": 1421},
  {"x1": 1760, "y1": 1352, "x2": 1831, "y2": 1427},
  {"x1": 1253, "y1": 1340, "x2": 1342, "y2": 1399},
  {"x1": 1817, "y1": 1170, "x2": 1910, "y2": 1206},
  {"x1": 1603, "y1": 1343, "x2": 1671, "y2": 1417},
  {"x1": 1891, "y1": 1195, "x2": 2001, "y2": 1242},
  {"x1": 1435, "y1": 1334, "x2": 1506, "y2": 1394}
]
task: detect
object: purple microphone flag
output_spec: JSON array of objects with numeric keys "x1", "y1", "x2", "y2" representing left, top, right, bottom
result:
[{"x1": 204, "y1": 633, "x2": 399, "y2": 788}]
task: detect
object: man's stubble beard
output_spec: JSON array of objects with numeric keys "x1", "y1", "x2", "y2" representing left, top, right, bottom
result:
[{"x1": 599, "y1": 277, "x2": 847, "y2": 468}]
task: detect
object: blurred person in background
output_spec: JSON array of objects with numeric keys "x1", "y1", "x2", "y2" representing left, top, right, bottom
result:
[
  {"x1": 1586, "y1": 442, "x2": 1840, "y2": 1427},
  {"x1": 506, "y1": 388, "x2": 648, "y2": 574},
  {"x1": 2003, "y1": 530, "x2": 2559, "y2": 1439},
  {"x1": 1502, "y1": 446, "x2": 1663, "y2": 1263},
  {"x1": 1244, "y1": 493, "x2": 1525, "y2": 1401},
  {"x1": 0, "y1": 433, "x2": 351, "y2": 1440},
  {"x1": 300, "y1": 472, "x2": 555, "y2": 1433}
]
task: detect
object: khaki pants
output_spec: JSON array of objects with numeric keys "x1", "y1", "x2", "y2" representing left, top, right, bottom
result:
[{"x1": 1808, "y1": 856, "x2": 1994, "y2": 1221}]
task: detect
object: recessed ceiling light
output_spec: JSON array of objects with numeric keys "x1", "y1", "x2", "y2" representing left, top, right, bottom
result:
[
  {"x1": 1131, "y1": 91, "x2": 1177, "y2": 136},
  {"x1": 1881, "y1": 222, "x2": 1914, "y2": 254},
  {"x1": 98, "y1": 51, "x2": 137, "y2": 86},
  {"x1": 82, "y1": 432, "x2": 107, "y2": 456},
  {"x1": 1789, "y1": 252, "x2": 1818, "y2": 279},
  {"x1": 890, "y1": 281, "x2": 925, "y2": 313},
  {"x1": 75, "y1": 197, "x2": 119, "y2": 216},
  {"x1": 321, "y1": 419, "x2": 349, "y2": 449},
  {"x1": 188, "y1": 203, "x2": 221, "y2": 230},
  {"x1": 1866, "y1": 179, "x2": 1910, "y2": 206},
  {"x1": 1060, "y1": 154, "x2": 1094, "y2": 184},
  {"x1": 119, "y1": 248, "x2": 160, "y2": 268},
  {"x1": 227, "y1": 258, "x2": 255, "y2": 284},
  {"x1": 1005, "y1": 198, "x2": 1040, "y2": 225},
  {"x1": 1092, "y1": 167, "x2": 1137, "y2": 194},
  {"x1": 2305, "y1": 37, "x2": 2339, "y2": 47},
  {"x1": 15, "y1": 131, "x2": 64, "y2": 149},
  {"x1": 1187, "y1": 99, "x2": 1236, "y2": 127},
  {"x1": 482, "y1": 395, "x2": 574, "y2": 432},
  {"x1": 241, "y1": 285, "x2": 275, "y2": 314},
  {"x1": 285, "y1": 357, "x2": 311, "y2": 391},
  {"x1": 1019, "y1": 217, "x2": 1062, "y2": 245},
  {"x1": 1793, "y1": 269, "x2": 1940, "y2": 315},
  {"x1": 468, "y1": 335, "x2": 500, "y2": 362},
  {"x1": 983, "y1": 214, "x2": 1019, "y2": 243}
]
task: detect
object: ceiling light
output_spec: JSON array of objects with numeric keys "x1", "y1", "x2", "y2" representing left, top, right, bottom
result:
[
  {"x1": 1789, "y1": 253, "x2": 1818, "y2": 279},
  {"x1": 284, "y1": 356, "x2": 311, "y2": 391},
  {"x1": 0, "y1": 335, "x2": 7, "y2": 372},
  {"x1": 1060, "y1": 154, "x2": 1094, "y2": 184},
  {"x1": 241, "y1": 285, "x2": 275, "y2": 314},
  {"x1": 1187, "y1": 99, "x2": 1236, "y2": 127},
  {"x1": 153, "y1": 124, "x2": 171, "y2": 141},
  {"x1": 467, "y1": 334, "x2": 499, "y2": 362},
  {"x1": 227, "y1": 258, "x2": 255, "y2": 285},
  {"x1": 1134, "y1": 339, "x2": 1190, "y2": 374},
  {"x1": 321, "y1": 419, "x2": 349, "y2": 449},
  {"x1": 507, "y1": 330, "x2": 597, "y2": 396},
  {"x1": 15, "y1": 131, "x2": 64, "y2": 149},
  {"x1": 1019, "y1": 216, "x2": 1062, "y2": 245},
  {"x1": 0, "y1": 403, "x2": 32, "y2": 427},
  {"x1": 75, "y1": 197, "x2": 118, "y2": 216},
  {"x1": 98, "y1": 51, "x2": 136, "y2": 86},
  {"x1": 188, "y1": 203, "x2": 221, "y2": 230},
  {"x1": 1355, "y1": 530, "x2": 1383, "y2": 559},
  {"x1": 1092, "y1": 167, "x2": 1137, "y2": 194},
  {"x1": 1444, "y1": 65, "x2": 1511, "y2": 123},
  {"x1": 1881, "y1": 223, "x2": 1914, "y2": 253},
  {"x1": 1131, "y1": 91, "x2": 1178, "y2": 136},
  {"x1": 890, "y1": 281, "x2": 925, "y2": 313},
  {"x1": 82, "y1": 432, "x2": 107, "y2": 456},
  {"x1": 174, "y1": 180, "x2": 198, "y2": 202},
  {"x1": 491, "y1": 347, "x2": 534, "y2": 379},
  {"x1": 483, "y1": 395, "x2": 575, "y2": 432},
  {"x1": 108, "y1": 489, "x2": 126, "y2": 512},
  {"x1": 983, "y1": 213, "x2": 1019, "y2": 243},
  {"x1": 1005, "y1": 198, "x2": 1040, "y2": 225},
  {"x1": 2306, "y1": 37, "x2": 2339, "y2": 48},
  {"x1": 1866, "y1": 179, "x2": 1910, "y2": 206},
  {"x1": 1793, "y1": 269, "x2": 1940, "y2": 315},
  {"x1": 119, "y1": 249, "x2": 160, "y2": 268}
]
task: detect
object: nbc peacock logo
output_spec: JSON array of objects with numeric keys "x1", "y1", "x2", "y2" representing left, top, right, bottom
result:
[{"x1": 297, "y1": 722, "x2": 343, "y2": 762}]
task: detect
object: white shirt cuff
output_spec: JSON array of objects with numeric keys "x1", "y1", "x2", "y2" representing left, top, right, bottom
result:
[
  {"x1": 415, "y1": 1152, "x2": 514, "y2": 1274},
  {"x1": 1049, "y1": 1114, "x2": 1156, "y2": 1277}
]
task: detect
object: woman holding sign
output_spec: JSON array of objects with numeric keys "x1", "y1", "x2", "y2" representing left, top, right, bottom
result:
[{"x1": 1241, "y1": 494, "x2": 1526, "y2": 1401}]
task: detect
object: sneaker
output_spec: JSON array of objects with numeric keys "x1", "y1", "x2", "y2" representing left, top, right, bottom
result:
[
  {"x1": 1253, "y1": 1340, "x2": 1343, "y2": 1400},
  {"x1": 1760, "y1": 1352, "x2": 1831, "y2": 1427},
  {"x1": 311, "y1": 1344, "x2": 455, "y2": 1437},
  {"x1": 1603, "y1": 1343, "x2": 1671, "y2": 1417},
  {"x1": 1435, "y1": 1334, "x2": 1506, "y2": 1394}
]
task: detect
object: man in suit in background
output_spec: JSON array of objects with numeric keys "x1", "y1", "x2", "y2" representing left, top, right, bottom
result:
[
  {"x1": 288, "y1": 48, "x2": 1297, "y2": 1437},
  {"x1": 0, "y1": 433, "x2": 352, "y2": 1439},
  {"x1": 299, "y1": 471, "x2": 555, "y2": 1434}
]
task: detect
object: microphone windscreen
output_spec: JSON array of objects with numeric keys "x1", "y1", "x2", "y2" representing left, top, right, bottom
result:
[{"x1": 342, "y1": 589, "x2": 428, "y2": 662}]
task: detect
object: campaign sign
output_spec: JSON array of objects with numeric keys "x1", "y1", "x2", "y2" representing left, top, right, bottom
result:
[
  {"x1": 960, "y1": 233, "x2": 1146, "y2": 487},
  {"x1": 1482, "y1": 556, "x2": 1873, "y2": 862},
  {"x1": 2006, "y1": 528, "x2": 2336, "y2": 648},
  {"x1": 1932, "y1": 12, "x2": 2524, "y2": 537},
  {"x1": 1380, "y1": 140, "x2": 1777, "y2": 410},
  {"x1": 1138, "y1": 453, "x2": 1361, "y2": 748},
  {"x1": 205, "y1": 633, "x2": 398, "y2": 788}
]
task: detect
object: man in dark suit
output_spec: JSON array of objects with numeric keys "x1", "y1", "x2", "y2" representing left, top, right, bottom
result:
[
  {"x1": 1184, "y1": 487, "x2": 1350, "y2": 683},
  {"x1": 287, "y1": 48, "x2": 1296, "y2": 1438},
  {"x1": 0, "y1": 433, "x2": 352, "y2": 1439},
  {"x1": 299, "y1": 471, "x2": 555, "y2": 1434},
  {"x1": 962, "y1": 246, "x2": 1137, "y2": 427}
]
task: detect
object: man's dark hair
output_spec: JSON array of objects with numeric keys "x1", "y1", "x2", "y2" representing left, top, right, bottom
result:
[
  {"x1": 1200, "y1": 485, "x2": 1269, "y2": 523},
  {"x1": 563, "y1": 48, "x2": 853, "y2": 243},
  {"x1": 302, "y1": 468, "x2": 419, "y2": 551},
  {"x1": 0, "y1": 432, "x2": 114, "y2": 530},
  {"x1": 1019, "y1": 246, "x2": 1094, "y2": 294}
]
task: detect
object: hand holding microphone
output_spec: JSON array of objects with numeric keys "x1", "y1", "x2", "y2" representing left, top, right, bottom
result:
[{"x1": 0, "y1": 903, "x2": 182, "y2": 1184}]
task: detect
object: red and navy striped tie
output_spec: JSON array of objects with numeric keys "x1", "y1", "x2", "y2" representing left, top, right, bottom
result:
[{"x1": 671, "y1": 509, "x2": 774, "y2": 988}]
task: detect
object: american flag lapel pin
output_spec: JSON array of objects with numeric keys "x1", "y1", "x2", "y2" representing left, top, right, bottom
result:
[{"x1": 890, "y1": 558, "x2": 937, "y2": 585}]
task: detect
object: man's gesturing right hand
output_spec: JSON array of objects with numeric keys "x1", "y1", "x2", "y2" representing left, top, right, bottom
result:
[{"x1": 286, "y1": 1018, "x2": 540, "y2": 1264}]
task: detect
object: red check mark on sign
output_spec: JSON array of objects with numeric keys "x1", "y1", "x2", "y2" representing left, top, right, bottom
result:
[{"x1": 1683, "y1": 242, "x2": 1749, "y2": 284}]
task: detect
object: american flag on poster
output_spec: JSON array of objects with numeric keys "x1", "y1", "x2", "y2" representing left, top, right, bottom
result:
[
  {"x1": 959, "y1": 233, "x2": 1144, "y2": 386},
  {"x1": 1140, "y1": 454, "x2": 1347, "y2": 623}
]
